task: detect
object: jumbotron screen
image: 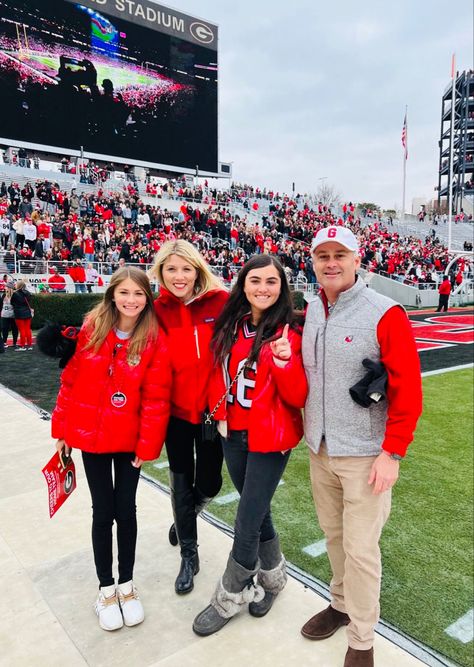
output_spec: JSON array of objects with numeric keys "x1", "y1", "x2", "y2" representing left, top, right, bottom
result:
[{"x1": 0, "y1": 0, "x2": 218, "y2": 174}]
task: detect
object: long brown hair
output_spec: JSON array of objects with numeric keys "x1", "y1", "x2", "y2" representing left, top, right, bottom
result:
[
  {"x1": 212, "y1": 255, "x2": 296, "y2": 365},
  {"x1": 84, "y1": 267, "x2": 157, "y2": 361}
]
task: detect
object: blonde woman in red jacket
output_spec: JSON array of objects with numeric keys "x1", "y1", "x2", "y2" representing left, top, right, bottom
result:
[
  {"x1": 193, "y1": 254, "x2": 307, "y2": 636},
  {"x1": 52, "y1": 267, "x2": 171, "y2": 632},
  {"x1": 150, "y1": 240, "x2": 228, "y2": 596}
]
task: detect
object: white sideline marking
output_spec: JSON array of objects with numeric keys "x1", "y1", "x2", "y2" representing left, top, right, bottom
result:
[
  {"x1": 215, "y1": 480, "x2": 284, "y2": 506},
  {"x1": 445, "y1": 609, "x2": 474, "y2": 643},
  {"x1": 215, "y1": 490, "x2": 240, "y2": 505},
  {"x1": 153, "y1": 461, "x2": 169, "y2": 469},
  {"x1": 422, "y1": 363, "x2": 473, "y2": 377},
  {"x1": 302, "y1": 539, "x2": 327, "y2": 558}
]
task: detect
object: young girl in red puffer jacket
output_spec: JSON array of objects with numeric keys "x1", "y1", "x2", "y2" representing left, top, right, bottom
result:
[{"x1": 51, "y1": 266, "x2": 171, "y2": 633}]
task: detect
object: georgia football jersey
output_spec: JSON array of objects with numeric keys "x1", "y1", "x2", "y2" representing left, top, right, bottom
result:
[{"x1": 225, "y1": 318, "x2": 258, "y2": 431}]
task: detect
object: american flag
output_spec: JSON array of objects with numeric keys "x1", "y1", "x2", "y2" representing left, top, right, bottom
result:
[{"x1": 401, "y1": 112, "x2": 408, "y2": 160}]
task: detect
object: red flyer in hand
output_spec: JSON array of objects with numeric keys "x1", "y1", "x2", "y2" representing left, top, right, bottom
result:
[{"x1": 42, "y1": 451, "x2": 77, "y2": 518}]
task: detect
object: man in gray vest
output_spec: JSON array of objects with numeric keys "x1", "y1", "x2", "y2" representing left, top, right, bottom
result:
[{"x1": 301, "y1": 226, "x2": 422, "y2": 667}]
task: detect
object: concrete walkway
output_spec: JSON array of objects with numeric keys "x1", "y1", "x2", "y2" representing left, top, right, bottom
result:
[{"x1": 0, "y1": 386, "x2": 426, "y2": 667}]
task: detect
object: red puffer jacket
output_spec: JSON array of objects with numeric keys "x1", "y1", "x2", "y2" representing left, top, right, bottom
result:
[
  {"x1": 154, "y1": 287, "x2": 228, "y2": 424},
  {"x1": 67, "y1": 265, "x2": 86, "y2": 284},
  {"x1": 438, "y1": 279, "x2": 452, "y2": 295},
  {"x1": 208, "y1": 327, "x2": 308, "y2": 453},
  {"x1": 51, "y1": 327, "x2": 171, "y2": 460}
]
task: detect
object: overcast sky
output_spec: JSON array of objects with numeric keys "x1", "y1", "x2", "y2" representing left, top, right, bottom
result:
[{"x1": 174, "y1": 0, "x2": 473, "y2": 210}]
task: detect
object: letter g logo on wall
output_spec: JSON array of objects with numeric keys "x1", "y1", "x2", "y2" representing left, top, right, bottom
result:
[{"x1": 190, "y1": 22, "x2": 214, "y2": 44}]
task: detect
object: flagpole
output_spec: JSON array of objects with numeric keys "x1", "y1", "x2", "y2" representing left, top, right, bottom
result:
[
  {"x1": 402, "y1": 105, "x2": 407, "y2": 223},
  {"x1": 448, "y1": 53, "x2": 456, "y2": 251}
]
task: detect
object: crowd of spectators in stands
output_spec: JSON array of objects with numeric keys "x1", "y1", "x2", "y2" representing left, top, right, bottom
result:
[{"x1": 0, "y1": 173, "x2": 472, "y2": 293}]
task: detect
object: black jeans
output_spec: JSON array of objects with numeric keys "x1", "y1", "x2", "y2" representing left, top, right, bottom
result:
[
  {"x1": 223, "y1": 431, "x2": 290, "y2": 570},
  {"x1": 165, "y1": 416, "x2": 223, "y2": 496},
  {"x1": 436, "y1": 294, "x2": 449, "y2": 312},
  {"x1": 2, "y1": 318, "x2": 18, "y2": 345},
  {"x1": 82, "y1": 451, "x2": 140, "y2": 587}
]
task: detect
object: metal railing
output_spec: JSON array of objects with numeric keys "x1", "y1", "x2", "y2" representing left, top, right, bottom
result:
[
  {"x1": 2, "y1": 253, "x2": 471, "y2": 294},
  {"x1": 359, "y1": 263, "x2": 465, "y2": 291},
  {"x1": 3, "y1": 257, "x2": 320, "y2": 297}
]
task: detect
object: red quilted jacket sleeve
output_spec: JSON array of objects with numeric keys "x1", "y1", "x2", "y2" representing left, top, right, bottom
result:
[
  {"x1": 266, "y1": 329, "x2": 308, "y2": 408},
  {"x1": 51, "y1": 328, "x2": 85, "y2": 440},
  {"x1": 135, "y1": 333, "x2": 171, "y2": 461}
]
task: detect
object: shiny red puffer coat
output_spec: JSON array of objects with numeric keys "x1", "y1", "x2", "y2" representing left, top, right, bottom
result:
[
  {"x1": 51, "y1": 327, "x2": 171, "y2": 460},
  {"x1": 154, "y1": 287, "x2": 228, "y2": 424}
]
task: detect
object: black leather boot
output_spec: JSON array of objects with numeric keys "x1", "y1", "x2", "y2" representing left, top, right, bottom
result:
[
  {"x1": 194, "y1": 485, "x2": 214, "y2": 515},
  {"x1": 170, "y1": 472, "x2": 199, "y2": 595},
  {"x1": 175, "y1": 546, "x2": 200, "y2": 595},
  {"x1": 168, "y1": 523, "x2": 178, "y2": 546},
  {"x1": 168, "y1": 485, "x2": 213, "y2": 547}
]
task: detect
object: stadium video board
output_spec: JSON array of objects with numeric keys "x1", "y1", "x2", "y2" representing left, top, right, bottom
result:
[{"x1": 0, "y1": 0, "x2": 218, "y2": 174}]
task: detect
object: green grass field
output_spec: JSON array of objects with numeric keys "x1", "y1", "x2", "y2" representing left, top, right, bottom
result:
[
  {"x1": 9, "y1": 51, "x2": 162, "y2": 87},
  {"x1": 0, "y1": 350, "x2": 472, "y2": 666}
]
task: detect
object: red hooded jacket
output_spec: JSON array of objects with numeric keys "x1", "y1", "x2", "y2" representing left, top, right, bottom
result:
[
  {"x1": 52, "y1": 327, "x2": 171, "y2": 460},
  {"x1": 208, "y1": 326, "x2": 308, "y2": 453},
  {"x1": 154, "y1": 287, "x2": 228, "y2": 424}
]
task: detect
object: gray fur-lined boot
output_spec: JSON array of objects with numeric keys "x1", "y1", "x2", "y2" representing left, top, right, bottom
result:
[
  {"x1": 249, "y1": 535, "x2": 287, "y2": 617},
  {"x1": 192, "y1": 554, "x2": 264, "y2": 636}
]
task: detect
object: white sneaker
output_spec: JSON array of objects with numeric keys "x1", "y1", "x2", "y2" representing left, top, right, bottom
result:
[
  {"x1": 94, "y1": 586, "x2": 123, "y2": 631},
  {"x1": 117, "y1": 581, "x2": 145, "y2": 627}
]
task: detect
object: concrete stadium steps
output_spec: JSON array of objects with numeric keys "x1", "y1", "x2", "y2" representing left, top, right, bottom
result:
[
  {"x1": 1, "y1": 164, "x2": 80, "y2": 192},
  {"x1": 359, "y1": 214, "x2": 473, "y2": 251}
]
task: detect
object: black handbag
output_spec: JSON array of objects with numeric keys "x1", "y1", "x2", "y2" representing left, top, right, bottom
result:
[
  {"x1": 201, "y1": 411, "x2": 218, "y2": 442},
  {"x1": 201, "y1": 361, "x2": 248, "y2": 442}
]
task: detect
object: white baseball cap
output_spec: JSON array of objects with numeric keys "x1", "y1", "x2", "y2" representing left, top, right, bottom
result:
[{"x1": 311, "y1": 226, "x2": 359, "y2": 253}]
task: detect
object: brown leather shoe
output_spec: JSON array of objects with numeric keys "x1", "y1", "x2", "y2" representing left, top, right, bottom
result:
[
  {"x1": 344, "y1": 647, "x2": 374, "y2": 667},
  {"x1": 301, "y1": 604, "x2": 350, "y2": 640}
]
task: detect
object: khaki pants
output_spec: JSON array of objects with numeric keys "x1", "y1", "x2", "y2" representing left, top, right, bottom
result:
[{"x1": 309, "y1": 445, "x2": 391, "y2": 650}]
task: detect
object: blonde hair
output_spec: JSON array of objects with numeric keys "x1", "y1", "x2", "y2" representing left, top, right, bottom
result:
[
  {"x1": 84, "y1": 267, "x2": 157, "y2": 361},
  {"x1": 150, "y1": 240, "x2": 224, "y2": 297},
  {"x1": 15, "y1": 279, "x2": 27, "y2": 291}
]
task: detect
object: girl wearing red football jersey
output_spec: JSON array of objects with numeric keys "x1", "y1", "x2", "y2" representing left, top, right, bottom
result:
[
  {"x1": 150, "y1": 240, "x2": 228, "y2": 596},
  {"x1": 51, "y1": 267, "x2": 170, "y2": 632},
  {"x1": 193, "y1": 255, "x2": 307, "y2": 636}
]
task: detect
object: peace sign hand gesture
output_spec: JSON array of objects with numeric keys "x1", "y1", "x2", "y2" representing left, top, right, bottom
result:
[{"x1": 270, "y1": 323, "x2": 292, "y2": 362}]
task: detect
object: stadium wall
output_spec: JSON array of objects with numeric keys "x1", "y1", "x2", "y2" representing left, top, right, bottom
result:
[{"x1": 361, "y1": 270, "x2": 474, "y2": 307}]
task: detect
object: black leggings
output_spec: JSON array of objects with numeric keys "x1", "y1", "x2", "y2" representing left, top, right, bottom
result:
[
  {"x1": 82, "y1": 451, "x2": 140, "y2": 588},
  {"x1": 165, "y1": 416, "x2": 223, "y2": 496},
  {"x1": 223, "y1": 431, "x2": 290, "y2": 570},
  {"x1": 1, "y1": 318, "x2": 18, "y2": 345}
]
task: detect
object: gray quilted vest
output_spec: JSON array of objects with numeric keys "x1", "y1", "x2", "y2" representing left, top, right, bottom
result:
[{"x1": 302, "y1": 277, "x2": 397, "y2": 457}]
